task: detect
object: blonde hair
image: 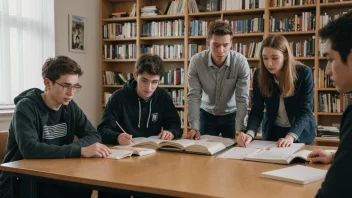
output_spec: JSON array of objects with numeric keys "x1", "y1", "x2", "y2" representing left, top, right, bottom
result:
[{"x1": 259, "y1": 35, "x2": 302, "y2": 98}]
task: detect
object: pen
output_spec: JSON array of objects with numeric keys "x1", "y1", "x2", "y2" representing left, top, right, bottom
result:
[{"x1": 115, "y1": 121, "x2": 135, "y2": 144}]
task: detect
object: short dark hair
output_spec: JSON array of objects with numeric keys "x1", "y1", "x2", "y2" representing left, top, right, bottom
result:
[
  {"x1": 42, "y1": 55, "x2": 83, "y2": 82},
  {"x1": 135, "y1": 53, "x2": 164, "y2": 79},
  {"x1": 207, "y1": 20, "x2": 233, "y2": 39},
  {"x1": 319, "y1": 10, "x2": 352, "y2": 64}
]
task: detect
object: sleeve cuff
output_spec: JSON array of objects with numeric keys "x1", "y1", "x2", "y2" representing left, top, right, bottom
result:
[
  {"x1": 288, "y1": 132, "x2": 298, "y2": 141},
  {"x1": 246, "y1": 130, "x2": 255, "y2": 139},
  {"x1": 71, "y1": 146, "x2": 82, "y2": 158},
  {"x1": 191, "y1": 121, "x2": 200, "y2": 132}
]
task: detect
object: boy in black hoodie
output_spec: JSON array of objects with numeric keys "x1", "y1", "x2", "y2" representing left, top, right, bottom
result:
[
  {"x1": 98, "y1": 53, "x2": 182, "y2": 146},
  {"x1": 306, "y1": 10, "x2": 352, "y2": 197},
  {"x1": 0, "y1": 56, "x2": 111, "y2": 198}
]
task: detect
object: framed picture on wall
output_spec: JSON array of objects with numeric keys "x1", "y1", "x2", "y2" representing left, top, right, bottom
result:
[{"x1": 69, "y1": 14, "x2": 86, "y2": 53}]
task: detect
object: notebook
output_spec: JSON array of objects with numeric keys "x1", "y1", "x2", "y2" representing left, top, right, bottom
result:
[{"x1": 261, "y1": 165, "x2": 327, "y2": 184}]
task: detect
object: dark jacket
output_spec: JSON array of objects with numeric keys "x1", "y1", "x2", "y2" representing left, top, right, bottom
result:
[
  {"x1": 247, "y1": 65, "x2": 316, "y2": 144},
  {"x1": 316, "y1": 103, "x2": 352, "y2": 197},
  {"x1": 0, "y1": 88, "x2": 101, "y2": 197},
  {"x1": 97, "y1": 79, "x2": 182, "y2": 144}
]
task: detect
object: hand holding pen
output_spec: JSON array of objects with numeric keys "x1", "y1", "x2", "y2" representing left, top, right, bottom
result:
[
  {"x1": 237, "y1": 132, "x2": 252, "y2": 147},
  {"x1": 115, "y1": 121, "x2": 135, "y2": 145}
]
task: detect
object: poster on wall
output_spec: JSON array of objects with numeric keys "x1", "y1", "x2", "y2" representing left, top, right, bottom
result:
[{"x1": 69, "y1": 14, "x2": 86, "y2": 53}]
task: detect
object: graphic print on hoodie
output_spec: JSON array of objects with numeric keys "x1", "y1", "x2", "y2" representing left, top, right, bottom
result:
[
  {"x1": 42, "y1": 104, "x2": 67, "y2": 146},
  {"x1": 98, "y1": 78, "x2": 182, "y2": 145}
]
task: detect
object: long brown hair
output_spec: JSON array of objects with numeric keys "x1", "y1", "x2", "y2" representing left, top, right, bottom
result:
[{"x1": 259, "y1": 35, "x2": 301, "y2": 98}]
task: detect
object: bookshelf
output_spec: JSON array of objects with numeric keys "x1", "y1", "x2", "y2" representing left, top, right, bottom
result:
[{"x1": 100, "y1": 0, "x2": 352, "y2": 137}]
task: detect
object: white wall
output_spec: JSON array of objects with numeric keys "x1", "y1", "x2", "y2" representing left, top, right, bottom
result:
[
  {"x1": 55, "y1": 0, "x2": 101, "y2": 126},
  {"x1": 0, "y1": 115, "x2": 12, "y2": 131},
  {"x1": 0, "y1": 0, "x2": 100, "y2": 130}
]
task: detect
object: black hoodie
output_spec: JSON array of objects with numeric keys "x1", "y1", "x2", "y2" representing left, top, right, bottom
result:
[
  {"x1": 316, "y1": 103, "x2": 352, "y2": 198},
  {"x1": 0, "y1": 88, "x2": 101, "y2": 197},
  {"x1": 98, "y1": 79, "x2": 182, "y2": 144}
]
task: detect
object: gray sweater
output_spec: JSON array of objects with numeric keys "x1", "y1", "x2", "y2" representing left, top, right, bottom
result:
[{"x1": 188, "y1": 50, "x2": 250, "y2": 131}]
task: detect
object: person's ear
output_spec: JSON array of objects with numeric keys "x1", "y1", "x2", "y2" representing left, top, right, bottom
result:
[
  {"x1": 347, "y1": 49, "x2": 352, "y2": 70},
  {"x1": 43, "y1": 78, "x2": 52, "y2": 90},
  {"x1": 133, "y1": 72, "x2": 138, "y2": 80}
]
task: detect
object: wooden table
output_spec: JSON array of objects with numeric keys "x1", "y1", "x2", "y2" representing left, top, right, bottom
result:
[{"x1": 0, "y1": 145, "x2": 334, "y2": 198}]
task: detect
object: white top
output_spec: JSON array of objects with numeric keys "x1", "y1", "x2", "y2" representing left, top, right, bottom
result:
[{"x1": 274, "y1": 78, "x2": 291, "y2": 128}]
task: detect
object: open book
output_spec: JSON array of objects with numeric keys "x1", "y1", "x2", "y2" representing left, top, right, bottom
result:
[
  {"x1": 217, "y1": 140, "x2": 307, "y2": 164},
  {"x1": 244, "y1": 149, "x2": 311, "y2": 164},
  {"x1": 108, "y1": 147, "x2": 155, "y2": 160},
  {"x1": 114, "y1": 135, "x2": 235, "y2": 155},
  {"x1": 261, "y1": 165, "x2": 327, "y2": 184}
]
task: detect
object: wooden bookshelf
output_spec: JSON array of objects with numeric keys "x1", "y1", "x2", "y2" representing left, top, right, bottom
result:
[
  {"x1": 100, "y1": 0, "x2": 352, "y2": 136},
  {"x1": 140, "y1": 36, "x2": 185, "y2": 40},
  {"x1": 269, "y1": 4, "x2": 317, "y2": 11}
]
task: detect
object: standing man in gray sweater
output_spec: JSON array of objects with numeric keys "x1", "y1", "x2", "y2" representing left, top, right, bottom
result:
[{"x1": 186, "y1": 20, "x2": 250, "y2": 139}]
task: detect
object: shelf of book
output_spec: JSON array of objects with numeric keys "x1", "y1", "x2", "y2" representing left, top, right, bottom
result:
[
  {"x1": 269, "y1": 31, "x2": 316, "y2": 35},
  {"x1": 103, "y1": 85, "x2": 124, "y2": 88},
  {"x1": 102, "y1": 59, "x2": 137, "y2": 62},
  {"x1": 103, "y1": 17, "x2": 137, "y2": 22},
  {"x1": 103, "y1": 38, "x2": 137, "y2": 41},
  {"x1": 100, "y1": 0, "x2": 352, "y2": 135},
  {"x1": 140, "y1": 14, "x2": 184, "y2": 20},
  {"x1": 162, "y1": 59, "x2": 185, "y2": 62},
  {"x1": 140, "y1": 36, "x2": 185, "y2": 40},
  {"x1": 317, "y1": 112, "x2": 343, "y2": 116},
  {"x1": 159, "y1": 85, "x2": 184, "y2": 88},
  {"x1": 318, "y1": 88, "x2": 337, "y2": 91},
  {"x1": 233, "y1": 33, "x2": 265, "y2": 37},
  {"x1": 269, "y1": 4, "x2": 317, "y2": 11},
  {"x1": 320, "y1": 1, "x2": 352, "y2": 8}
]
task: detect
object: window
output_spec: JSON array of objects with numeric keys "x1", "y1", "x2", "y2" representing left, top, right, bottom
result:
[{"x1": 0, "y1": 0, "x2": 54, "y2": 109}]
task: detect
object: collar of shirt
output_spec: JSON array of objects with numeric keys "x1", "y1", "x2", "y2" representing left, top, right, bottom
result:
[{"x1": 207, "y1": 51, "x2": 230, "y2": 68}]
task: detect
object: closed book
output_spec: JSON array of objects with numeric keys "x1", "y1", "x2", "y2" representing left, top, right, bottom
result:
[{"x1": 261, "y1": 165, "x2": 327, "y2": 184}]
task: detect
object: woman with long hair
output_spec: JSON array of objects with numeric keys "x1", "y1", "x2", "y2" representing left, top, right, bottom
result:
[{"x1": 238, "y1": 35, "x2": 316, "y2": 147}]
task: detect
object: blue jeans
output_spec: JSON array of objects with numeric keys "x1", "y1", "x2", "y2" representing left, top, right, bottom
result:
[{"x1": 199, "y1": 108, "x2": 236, "y2": 138}]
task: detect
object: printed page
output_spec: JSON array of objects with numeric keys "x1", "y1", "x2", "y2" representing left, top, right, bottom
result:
[
  {"x1": 132, "y1": 147, "x2": 156, "y2": 156},
  {"x1": 267, "y1": 143, "x2": 304, "y2": 154},
  {"x1": 217, "y1": 147, "x2": 262, "y2": 160},
  {"x1": 132, "y1": 137, "x2": 151, "y2": 144},
  {"x1": 245, "y1": 150, "x2": 292, "y2": 161},
  {"x1": 186, "y1": 141, "x2": 225, "y2": 155},
  {"x1": 289, "y1": 150, "x2": 311, "y2": 161},
  {"x1": 164, "y1": 139, "x2": 196, "y2": 148},
  {"x1": 107, "y1": 149, "x2": 132, "y2": 160},
  {"x1": 199, "y1": 135, "x2": 235, "y2": 147},
  {"x1": 208, "y1": 137, "x2": 235, "y2": 147},
  {"x1": 247, "y1": 140, "x2": 276, "y2": 149}
]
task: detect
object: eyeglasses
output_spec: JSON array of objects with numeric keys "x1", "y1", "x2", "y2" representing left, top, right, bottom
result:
[{"x1": 54, "y1": 81, "x2": 82, "y2": 93}]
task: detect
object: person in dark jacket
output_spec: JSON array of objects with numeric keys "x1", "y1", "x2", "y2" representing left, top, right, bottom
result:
[
  {"x1": 98, "y1": 53, "x2": 182, "y2": 146},
  {"x1": 237, "y1": 35, "x2": 316, "y2": 147},
  {"x1": 0, "y1": 56, "x2": 110, "y2": 198},
  {"x1": 307, "y1": 10, "x2": 352, "y2": 198}
]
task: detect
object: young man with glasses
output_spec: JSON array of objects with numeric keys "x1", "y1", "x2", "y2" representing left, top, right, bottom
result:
[
  {"x1": 98, "y1": 53, "x2": 182, "y2": 146},
  {"x1": 0, "y1": 55, "x2": 110, "y2": 198}
]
